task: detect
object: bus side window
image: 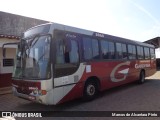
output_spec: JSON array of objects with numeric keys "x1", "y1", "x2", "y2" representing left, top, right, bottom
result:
[
  {"x1": 69, "y1": 40, "x2": 79, "y2": 63},
  {"x1": 128, "y1": 45, "x2": 136, "y2": 59},
  {"x1": 116, "y1": 43, "x2": 123, "y2": 59},
  {"x1": 144, "y1": 47, "x2": 150, "y2": 59},
  {"x1": 150, "y1": 48, "x2": 155, "y2": 59},
  {"x1": 116, "y1": 43, "x2": 127, "y2": 60},
  {"x1": 122, "y1": 43, "x2": 127, "y2": 59},
  {"x1": 101, "y1": 40, "x2": 109, "y2": 59},
  {"x1": 56, "y1": 37, "x2": 79, "y2": 64},
  {"x1": 92, "y1": 39, "x2": 100, "y2": 59},
  {"x1": 56, "y1": 39, "x2": 65, "y2": 64},
  {"x1": 83, "y1": 37, "x2": 92, "y2": 60},
  {"x1": 83, "y1": 37, "x2": 100, "y2": 60},
  {"x1": 108, "y1": 41, "x2": 115, "y2": 59},
  {"x1": 100, "y1": 40, "x2": 115, "y2": 59},
  {"x1": 137, "y1": 46, "x2": 144, "y2": 59}
]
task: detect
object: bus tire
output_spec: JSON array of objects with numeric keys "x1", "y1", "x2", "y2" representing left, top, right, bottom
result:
[
  {"x1": 83, "y1": 80, "x2": 98, "y2": 101},
  {"x1": 139, "y1": 70, "x2": 145, "y2": 84}
]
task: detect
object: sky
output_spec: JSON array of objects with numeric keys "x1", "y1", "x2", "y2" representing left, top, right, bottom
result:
[{"x1": 0, "y1": 0, "x2": 160, "y2": 57}]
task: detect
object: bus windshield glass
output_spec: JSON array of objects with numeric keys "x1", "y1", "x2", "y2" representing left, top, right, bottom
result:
[{"x1": 13, "y1": 35, "x2": 51, "y2": 80}]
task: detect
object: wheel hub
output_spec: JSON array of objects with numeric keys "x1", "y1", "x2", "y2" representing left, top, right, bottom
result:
[{"x1": 87, "y1": 84, "x2": 95, "y2": 96}]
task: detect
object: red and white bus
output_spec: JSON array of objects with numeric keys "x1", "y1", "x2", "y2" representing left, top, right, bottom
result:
[{"x1": 8, "y1": 23, "x2": 156, "y2": 105}]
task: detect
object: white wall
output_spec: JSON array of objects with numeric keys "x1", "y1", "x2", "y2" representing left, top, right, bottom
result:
[
  {"x1": 0, "y1": 38, "x2": 18, "y2": 74},
  {"x1": 0, "y1": 48, "x2": 16, "y2": 74}
]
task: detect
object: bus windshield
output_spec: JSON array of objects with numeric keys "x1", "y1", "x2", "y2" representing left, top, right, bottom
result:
[{"x1": 13, "y1": 35, "x2": 51, "y2": 80}]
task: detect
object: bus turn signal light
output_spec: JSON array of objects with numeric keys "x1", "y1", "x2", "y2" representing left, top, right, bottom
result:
[
  {"x1": 41, "y1": 90, "x2": 47, "y2": 95},
  {"x1": 33, "y1": 89, "x2": 47, "y2": 95}
]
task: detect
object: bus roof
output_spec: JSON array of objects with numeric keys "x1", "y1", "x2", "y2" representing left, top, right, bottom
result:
[
  {"x1": 27, "y1": 22, "x2": 154, "y2": 48},
  {"x1": 51, "y1": 23, "x2": 154, "y2": 48}
]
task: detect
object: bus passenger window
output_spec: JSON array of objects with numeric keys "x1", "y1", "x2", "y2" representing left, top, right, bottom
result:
[
  {"x1": 116, "y1": 43, "x2": 123, "y2": 59},
  {"x1": 56, "y1": 39, "x2": 65, "y2": 64},
  {"x1": 56, "y1": 39, "x2": 79, "y2": 64},
  {"x1": 116, "y1": 43, "x2": 127, "y2": 60},
  {"x1": 137, "y1": 46, "x2": 144, "y2": 59},
  {"x1": 128, "y1": 45, "x2": 136, "y2": 59},
  {"x1": 122, "y1": 44, "x2": 127, "y2": 59},
  {"x1": 150, "y1": 48, "x2": 155, "y2": 59},
  {"x1": 83, "y1": 38, "x2": 92, "y2": 60},
  {"x1": 101, "y1": 40, "x2": 109, "y2": 59},
  {"x1": 144, "y1": 47, "x2": 150, "y2": 59},
  {"x1": 69, "y1": 40, "x2": 79, "y2": 63},
  {"x1": 92, "y1": 39, "x2": 100, "y2": 59},
  {"x1": 101, "y1": 40, "x2": 115, "y2": 59},
  {"x1": 83, "y1": 37, "x2": 100, "y2": 60},
  {"x1": 108, "y1": 42, "x2": 115, "y2": 59}
]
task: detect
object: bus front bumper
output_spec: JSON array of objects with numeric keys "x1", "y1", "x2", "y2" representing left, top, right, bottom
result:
[{"x1": 12, "y1": 86, "x2": 53, "y2": 105}]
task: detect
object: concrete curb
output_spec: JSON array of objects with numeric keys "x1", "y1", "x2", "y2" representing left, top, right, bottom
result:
[{"x1": 0, "y1": 86, "x2": 12, "y2": 95}]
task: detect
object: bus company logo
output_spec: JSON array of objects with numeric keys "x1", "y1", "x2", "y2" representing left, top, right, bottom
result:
[
  {"x1": 110, "y1": 61, "x2": 130, "y2": 82},
  {"x1": 135, "y1": 64, "x2": 151, "y2": 69}
]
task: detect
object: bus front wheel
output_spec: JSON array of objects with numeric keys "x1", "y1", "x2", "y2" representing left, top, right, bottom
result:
[{"x1": 83, "y1": 81, "x2": 98, "y2": 101}]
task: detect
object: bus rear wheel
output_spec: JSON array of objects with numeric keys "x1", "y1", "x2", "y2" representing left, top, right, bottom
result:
[
  {"x1": 139, "y1": 71, "x2": 145, "y2": 84},
  {"x1": 83, "y1": 81, "x2": 98, "y2": 101}
]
